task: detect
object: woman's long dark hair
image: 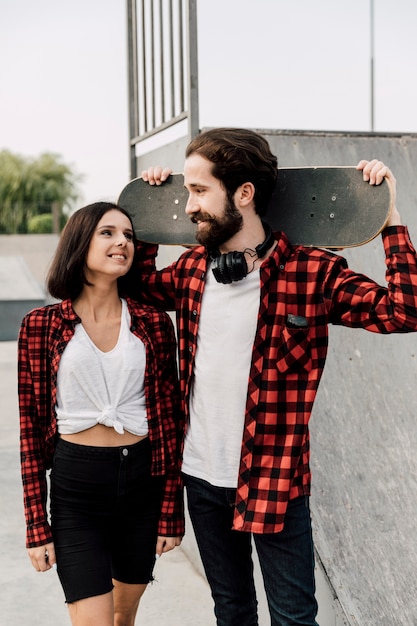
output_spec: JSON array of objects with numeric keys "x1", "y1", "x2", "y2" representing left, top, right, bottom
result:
[{"x1": 47, "y1": 202, "x2": 139, "y2": 301}]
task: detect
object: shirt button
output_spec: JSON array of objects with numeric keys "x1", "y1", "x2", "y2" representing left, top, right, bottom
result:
[
  {"x1": 192, "y1": 310, "x2": 197, "y2": 316},
  {"x1": 122, "y1": 448, "x2": 128, "y2": 457},
  {"x1": 189, "y1": 346, "x2": 193, "y2": 353},
  {"x1": 279, "y1": 264, "x2": 285, "y2": 271}
]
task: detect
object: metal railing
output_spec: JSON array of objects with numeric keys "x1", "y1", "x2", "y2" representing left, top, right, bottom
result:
[{"x1": 126, "y1": 0, "x2": 199, "y2": 178}]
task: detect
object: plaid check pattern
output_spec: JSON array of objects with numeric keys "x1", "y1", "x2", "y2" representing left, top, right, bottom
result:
[
  {"x1": 18, "y1": 297, "x2": 184, "y2": 548},
  {"x1": 138, "y1": 225, "x2": 417, "y2": 533}
]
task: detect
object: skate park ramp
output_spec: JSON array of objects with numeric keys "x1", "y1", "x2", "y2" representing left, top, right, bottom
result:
[
  {"x1": 0, "y1": 256, "x2": 45, "y2": 341},
  {"x1": 137, "y1": 129, "x2": 417, "y2": 625},
  {"x1": 265, "y1": 130, "x2": 417, "y2": 626},
  {"x1": 0, "y1": 235, "x2": 58, "y2": 340}
]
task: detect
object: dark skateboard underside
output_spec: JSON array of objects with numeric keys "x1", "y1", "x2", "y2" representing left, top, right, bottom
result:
[{"x1": 118, "y1": 167, "x2": 392, "y2": 248}]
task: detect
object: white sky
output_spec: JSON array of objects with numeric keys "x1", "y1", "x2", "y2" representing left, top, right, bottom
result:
[{"x1": 1, "y1": 0, "x2": 417, "y2": 206}]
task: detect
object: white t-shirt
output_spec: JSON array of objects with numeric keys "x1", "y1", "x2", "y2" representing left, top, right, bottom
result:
[
  {"x1": 182, "y1": 266, "x2": 260, "y2": 487},
  {"x1": 56, "y1": 298, "x2": 148, "y2": 436}
]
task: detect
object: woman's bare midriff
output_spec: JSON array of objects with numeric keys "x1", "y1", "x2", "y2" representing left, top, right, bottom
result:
[{"x1": 60, "y1": 423, "x2": 148, "y2": 447}]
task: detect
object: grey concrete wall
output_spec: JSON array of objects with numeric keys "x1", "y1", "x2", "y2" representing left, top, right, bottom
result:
[
  {"x1": 0, "y1": 234, "x2": 59, "y2": 287},
  {"x1": 0, "y1": 235, "x2": 58, "y2": 340},
  {"x1": 259, "y1": 130, "x2": 417, "y2": 626},
  {"x1": 135, "y1": 135, "x2": 188, "y2": 175},
  {"x1": 137, "y1": 129, "x2": 417, "y2": 625}
]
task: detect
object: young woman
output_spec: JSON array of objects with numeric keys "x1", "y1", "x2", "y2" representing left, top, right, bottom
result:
[{"x1": 18, "y1": 202, "x2": 184, "y2": 626}]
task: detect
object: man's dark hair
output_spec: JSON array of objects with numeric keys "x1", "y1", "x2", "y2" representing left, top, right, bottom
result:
[
  {"x1": 47, "y1": 202, "x2": 139, "y2": 301},
  {"x1": 185, "y1": 128, "x2": 278, "y2": 215}
]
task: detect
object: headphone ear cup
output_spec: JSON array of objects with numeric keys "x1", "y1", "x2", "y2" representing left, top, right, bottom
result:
[
  {"x1": 226, "y1": 251, "x2": 247, "y2": 282},
  {"x1": 212, "y1": 254, "x2": 231, "y2": 283},
  {"x1": 210, "y1": 222, "x2": 273, "y2": 284},
  {"x1": 212, "y1": 251, "x2": 248, "y2": 284}
]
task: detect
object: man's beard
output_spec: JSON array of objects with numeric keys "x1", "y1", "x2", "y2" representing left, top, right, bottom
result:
[{"x1": 191, "y1": 196, "x2": 243, "y2": 248}]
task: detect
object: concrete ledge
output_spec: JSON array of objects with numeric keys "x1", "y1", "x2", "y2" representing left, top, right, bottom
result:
[{"x1": 0, "y1": 256, "x2": 46, "y2": 340}]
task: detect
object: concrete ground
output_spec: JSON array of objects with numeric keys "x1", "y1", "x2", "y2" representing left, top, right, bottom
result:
[
  {"x1": 1, "y1": 336, "x2": 340, "y2": 626},
  {"x1": 0, "y1": 340, "x2": 216, "y2": 625}
]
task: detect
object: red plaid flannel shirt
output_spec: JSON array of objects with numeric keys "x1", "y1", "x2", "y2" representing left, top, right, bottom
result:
[
  {"x1": 137, "y1": 226, "x2": 417, "y2": 533},
  {"x1": 18, "y1": 297, "x2": 184, "y2": 548}
]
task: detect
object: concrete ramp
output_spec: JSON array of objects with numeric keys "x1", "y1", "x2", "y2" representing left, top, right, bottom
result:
[
  {"x1": 261, "y1": 130, "x2": 417, "y2": 626},
  {"x1": 0, "y1": 256, "x2": 46, "y2": 340},
  {"x1": 137, "y1": 130, "x2": 417, "y2": 625},
  {"x1": 0, "y1": 235, "x2": 58, "y2": 341}
]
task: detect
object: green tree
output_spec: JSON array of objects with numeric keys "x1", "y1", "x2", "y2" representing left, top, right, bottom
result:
[
  {"x1": 0, "y1": 150, "x2": 81, "y2": 233},
  {"x1": 27, "y1": 212, "x2": 68, "y2": 234}
]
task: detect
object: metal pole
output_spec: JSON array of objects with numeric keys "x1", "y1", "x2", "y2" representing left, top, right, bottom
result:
[
  {"x1": 370, "y1": 0, "x2": 375, "y2": 131},
  {"x1": 150, "y1": 0, "x2": 156, "y2": 128},
  {"x1": 169, "y1": 0, "x2": 175, "y2": 118},
  {"x1": 141, "y1": 0, "x2": 148, "y2": 132},
  {"x1": 159, "y1": 0, "x2": 165, "y2": 123},
  {"x1": 126, "y1": 0, "x2": 139, "y2": 179},
  {"x1": 187, "y1": 0, "x2": 199, "y2": 139},
  {"x1": 179, "y1": 0, "x2": 185, "y2": 112}
]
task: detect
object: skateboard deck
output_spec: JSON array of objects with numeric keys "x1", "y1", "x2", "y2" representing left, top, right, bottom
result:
[{"x1": 118, "y1": 167, "x2": 393, "y2": 248}]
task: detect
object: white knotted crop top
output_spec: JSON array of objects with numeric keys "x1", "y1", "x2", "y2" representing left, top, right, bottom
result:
[{"x1": 56, "y1": 298, "x2": 148, "y2": 436}]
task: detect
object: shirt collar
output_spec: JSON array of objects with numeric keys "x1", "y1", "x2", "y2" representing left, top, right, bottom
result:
[
  {"x1": 59, "y1": 299, "x2": 80, "y2": 322},
  {"x1": 59, "y1": 296, "x2": 147, "y2": 325},
  {"x1": 267, "y1": 230, "x2": 293, "y2": 270}
]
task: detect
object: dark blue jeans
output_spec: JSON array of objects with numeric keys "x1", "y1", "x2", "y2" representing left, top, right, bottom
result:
[{"x1": 183, "y1": 474, "x2": 319, "y2": 626}]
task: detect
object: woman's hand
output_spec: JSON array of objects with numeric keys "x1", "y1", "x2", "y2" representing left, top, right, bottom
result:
[
  {"x1": 155, "y1": 535, "x2": 182, "y2": 558},
  {"x1": 27, "y1": 541, "x2": 57, "y2": 572},
  {"x1": 141, "y1": 166, "x2": 173, "y2": 185}
]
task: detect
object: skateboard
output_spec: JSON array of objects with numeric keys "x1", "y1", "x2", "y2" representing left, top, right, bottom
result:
[{"x1": 118, "y1": 167, "x2": 393, "y2": 248}]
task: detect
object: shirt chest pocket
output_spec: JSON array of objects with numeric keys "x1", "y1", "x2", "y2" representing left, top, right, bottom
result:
[{"x1": 276, "y1": 315, "x2": 312, "y2": 374}]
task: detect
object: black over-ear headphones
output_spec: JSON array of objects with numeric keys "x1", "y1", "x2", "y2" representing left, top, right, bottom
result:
[{"x1": 210, "y1": 222, "x2": 274, "y2": 284}]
